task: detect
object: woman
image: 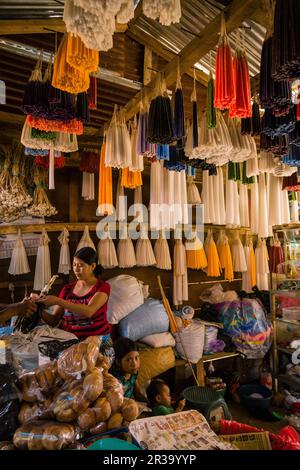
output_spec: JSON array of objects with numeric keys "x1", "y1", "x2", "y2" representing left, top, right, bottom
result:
[{"x1": 36, "y1": 247, "x2": 111, "y2": 340}]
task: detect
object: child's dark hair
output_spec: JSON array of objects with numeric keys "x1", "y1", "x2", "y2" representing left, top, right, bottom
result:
[
  {"x1": 146, "y1": 379, "x2": 167, "y2": 406},
  {"x1": 113, "y1": 337, "x2": 138, "y2": 363}
]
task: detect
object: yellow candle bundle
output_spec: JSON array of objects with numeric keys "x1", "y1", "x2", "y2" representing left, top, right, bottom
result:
[
  {"x1": 185, "y1": 236, "x2": 208, "y2": 270},
  {"x1": 97, "y1": 142, "x2": 113, "y2": 216},
  {"x1": 121, "y1": 168, "x2": 142, "y2": 189},
  {"x1": 66, "y1": 33, "x2": 99, "y2": 73},
  {"x1": 249, "y1": 240, "x2": 256, "y2": 287},
  {"x1": 204, "y1": 230, "x2": 222, "y2": 277},
  {"x1": 217, "y1": 231, "x2": 234, "y2": 282}
]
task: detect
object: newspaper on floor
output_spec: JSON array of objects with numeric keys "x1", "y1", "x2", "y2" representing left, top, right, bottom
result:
[{"x1": 129, "y1": 410, "x2": 236, "y2": 450}]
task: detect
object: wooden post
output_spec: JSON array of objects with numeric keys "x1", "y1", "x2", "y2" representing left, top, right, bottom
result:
[
  {"x1": 143, "y1": 46, "x2": 153, "y2": 86},
  {"x1": 69, "y1": 169, "x2": 79, "y2": 223}
]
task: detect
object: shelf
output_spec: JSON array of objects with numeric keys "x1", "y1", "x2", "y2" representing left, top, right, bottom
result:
[
  {"x1": 276, "y1": 317, "x2": 300, "y2": 326},
  {"x1": 175, "y1": 351, "x2": 239, "y2": 367},
  {"x1": 270, "y1": 290, "x2": 300, "y2": 296}
]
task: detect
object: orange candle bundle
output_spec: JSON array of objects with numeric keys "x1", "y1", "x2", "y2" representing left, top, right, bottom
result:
[
  {"x1": 97, "y1": 142, "x2": 113, "y2": 216},
  {"x1": 27, "y1": 115, "x2": 83, "y2": 135},
  {"x1": 66, "y1": 33, "x2": 99, "y2": 73},
  {"x1": 204, "y1": 230, "x2": 222, "y2": 277},
  {"x1": 121, "y1": 168, "x2": 142, "y2": 189},
  {"x1": 52, "y1": 35, "x2": 89, "y2": 94},
  {"x1": 185, "y1": 236, "x2": 208, "y2": 270},
  {"x1": 217, "y1": 231, "x2": 234, "y2": 282}
]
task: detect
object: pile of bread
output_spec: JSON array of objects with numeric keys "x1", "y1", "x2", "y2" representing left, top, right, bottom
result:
[{"x1": 13, "y1": 337, "x2": 139, "y2": 450}]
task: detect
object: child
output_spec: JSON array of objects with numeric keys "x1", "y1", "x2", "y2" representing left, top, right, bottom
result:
[
  {"x1": 146, "y1": 379, "x2": 186, "y2": 416},
  {"x1": 110, "y1": 337, "x2": 146, "y2": 401}
]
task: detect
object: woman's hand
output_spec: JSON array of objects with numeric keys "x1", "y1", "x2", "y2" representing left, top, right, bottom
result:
[
  {"x1": 36, "y1": 295, "x2": 61, "y2": 307},
  {"x1": 15, "y1": 300, "x2": 37, "y2": 317}
]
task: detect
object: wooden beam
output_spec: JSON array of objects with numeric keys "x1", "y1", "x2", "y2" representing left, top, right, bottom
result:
[
  {"x1": 127, "y1": 26, "x2": 208, "y2": 87},
  {"x1": 143, "y1": 46, "x2": 153, "y2": 85},
  {"x1": 124, "y1": 0, "x2": 262, "y2": 121},
  {"x1": 0, "y1": 19, "x2": 127, "y2": 35}
]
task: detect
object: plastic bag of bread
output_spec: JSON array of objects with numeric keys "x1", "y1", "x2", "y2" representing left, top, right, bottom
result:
[
  {"x1": 53, "y1": 384, "x2": 90, "y2": 422},
  {"x1": 121, "y1": 398, "x2": 139, "y2": 422},
  {"x1": 18, "y1": 399, "x2": 53, "y2": 424},
  {"x1": 77, "y1": 398, "x2": 111, "y2": 431},
  {"x1": 57, "y1": 336, "x2": 101, "y2": 380},
  {"x1": 13, "y1": 420, "x2": 76, "y2": 450},
  {"x1": 105, "y1": 388, "x2": 124, "y2": 414},
  {"x1": 83, "y1": 368, "x2": 103, "y2": 402},
  {"x1": 107, "y1": 412, "x2": 123, "y2": 430},
  {"x1": 103, "y1": 372, "x2": 123, "y2": 393}
]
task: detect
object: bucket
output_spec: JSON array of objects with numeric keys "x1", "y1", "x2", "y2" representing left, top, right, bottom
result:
[{"x1": 86, "y1": 438, "x2": 140, "y2": 451}]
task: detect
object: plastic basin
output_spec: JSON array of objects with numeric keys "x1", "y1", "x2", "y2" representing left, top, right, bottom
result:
[
  {"x1": 238, "y1": 384, "x2": 273, "y2": 412},
  {"x1": 86, "y1": 438, "x2": 140, "y2": 451},
  {"x1": 282, "y1": 307, "x2": 300, "y2": 321}
]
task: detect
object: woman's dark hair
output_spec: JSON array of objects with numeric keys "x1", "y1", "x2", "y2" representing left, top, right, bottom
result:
[
  {"x1": 113, "y1": 337, "x2": 138, "y2": 363},
  {"x1": 146, "y1": 379, "x2": 167, "y2": 406},
  {"x1": 73, "y1": 247, "x2": 102, "y2": 277}
]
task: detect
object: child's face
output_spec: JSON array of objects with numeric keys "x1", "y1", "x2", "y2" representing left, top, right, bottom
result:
[
  {"x1": 120, "y1": 350, "x2": 140, "y2": 375},
  {"x1": 157, "y1": 384, "x2": 172, "y2": 407}
]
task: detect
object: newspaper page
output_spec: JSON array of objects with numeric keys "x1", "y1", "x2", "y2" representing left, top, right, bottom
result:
[
  {"x1": 219, "y1": 432, "x2": 272, "y2": 450},
  {"x1": 129, "y1": 410, "x2": 235, "y2": 450}
]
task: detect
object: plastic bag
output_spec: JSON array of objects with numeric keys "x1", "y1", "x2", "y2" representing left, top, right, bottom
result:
[
  {"x1": 20, "y1": 361, "x2": 58, "y2": 402},
  {"x1": 118, "y1": 298, "x2": 169, "y2": 341},
  {"x1": 214, "y1": 299, "x2": 273, "y2": 359},
  {"x1": 57, "y1": 336, "x2": 101, "y2": 380},
  {"x1": 139, "y1": 332, "x2": 175, "y2": 348},
  {"x1": 200, "y1": 283, "x2": 238, "y2": 304},
  {"x1": 174, "y1": 320, "x2": 205, "y2": 363},
  {"x1": 0, "y1": 364, "x2": 20, "y2": 404},
  {"x1": 0, "y1": 400, "x2": 19, "y2": 441},
  {"x1": 13, "y1": 420, "x2": 77, "y2": 450}
]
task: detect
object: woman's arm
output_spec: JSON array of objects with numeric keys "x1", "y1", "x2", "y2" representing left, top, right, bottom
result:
[
  {"x1": 37, "y1": 292, "x2": 108, "y2": 318},
  {"x1": 40, "y1": 305, "x2": 64, "y2": 327},
  {"x1": 0, "y1": 300, "x2": 37, "y2": 325}
]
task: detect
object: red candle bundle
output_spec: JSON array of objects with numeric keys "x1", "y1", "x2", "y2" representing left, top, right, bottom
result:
[
  {"x1": 214, "y1": 16, "x2": 235, "y2": 110},
  {"x1": 229, "y1": 49, "x2": 252, "y2": 118}
]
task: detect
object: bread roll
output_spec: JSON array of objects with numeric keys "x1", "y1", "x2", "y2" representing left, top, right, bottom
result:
[
  {"x1": 77, "y1": 408, "x2": 97, "y2": 431},
  {"x1": 42, "y1": 423, "x2": 75, "y2": 450},
  {"x1": 106, "y1": 389, "x2": 124, "y2": 414},
  {"x1": 69, "y1": 385, "x2": 90, "y2": 414},
  {"x1": 27, "y1": 426, "x2": 44, "y2": 451},
  {"x1": 96, "y1": 354, "x2": 110, "y2": 371},
  {"x1": 89, "y1": 421, "x2": 107, "y2": 435},
  {"x1": 83, "y1": 369, "x2": 103, "y2": 402},
  {"x1": 121, "y1": 398, "x2": 139, "y2": 422},
  {"x1": 13, "y1": 423, "x2": 32, "y2": 449},
  {"x1": 107, "y1": 413, "x2": 123, "y2": 430},
  {"x1": 18, "y1": 403, "x2": 33, "y2": 424},
  {"x1": 35, "y1": 362, "x2": 57, "y2": 392},
  {"x1": 53, "y1": 391, "x2": 77, "y2": 422},
  {"x1": 21, "y1": 374, "x2": 45, "y2": 403},
  {"x1": 93, "y1": 397, "x2": 111, "y2": 421}
]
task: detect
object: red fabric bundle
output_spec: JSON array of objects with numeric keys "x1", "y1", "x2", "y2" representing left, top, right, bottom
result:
[
  {"x1": 268, "y1": 244, "x2": 285, "y2": 273},
  {"x1": 88, "y1": 75, "x2": 97, "y2": 110},
  {"x1": 35, "y1": 153, "x2": 65, "y2": 169},
  {"x1": 219, "y1": 420, "x2": 300, "y2": 450},
  {"x1": 229, "y1": 50, "x2": 252, "y2": 118},
  {"x1": 80, "y1": 150, "x2": 100, "y2": 173},
  {"x1": 214, "y1": 21, "x2": 235, "y2": 111}
]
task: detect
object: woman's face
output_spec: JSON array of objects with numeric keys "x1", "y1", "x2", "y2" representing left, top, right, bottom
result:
[
  {"x1": 120, "y1": 350, "x2": 140, "y2": 375},
  {"x1": 73, "y1": 257, "x2": 95, "y2": 280}
]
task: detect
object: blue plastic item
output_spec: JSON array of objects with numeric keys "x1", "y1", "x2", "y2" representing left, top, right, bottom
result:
[
  {"x1": 118, "y1": 298, "x2": 169, "y2": 341},
  {"x1": 86, "y1": 438, "x2": 140, "y2": 451}
]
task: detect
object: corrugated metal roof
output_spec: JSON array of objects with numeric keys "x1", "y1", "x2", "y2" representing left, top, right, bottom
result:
[{"x1": 132, "y1": 0, "x2": 266, "y2": 77}]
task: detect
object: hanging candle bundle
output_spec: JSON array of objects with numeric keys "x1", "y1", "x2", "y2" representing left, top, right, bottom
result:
[
  {"x1": 242, "y1": 238, "x2": 256, "y2": 292},
  {"x1": 81, "y1": 172, "x2": 94, "y2": 200},
  {"x1": 58, "y1": 227, "x2": 71, "y2": 275},
  {"x1": 214, "y1": 14, "x2": 235, "y2": 110},
  {"x1": 261, "y1": 107, "x2": 295, "y2": 138},
  {"x1": 76, "y1": 92, "x2": 90, "y2": 124},
  {"x1": 130, "y1": 116, "x2": 144, "y2": 172},
  {"x1": 105, "y1": 105, "x2": 132, "y2": 168},
  {"x1": 216, "y1": 230, "x2": 234, "y2": 282},
  {"x1": 239, "y1": 182, "x2": 250, "y2": 227},
  {"x1": 282, "y1": 172, "x2": 300, "y2": 191},
  {"x1": 229, "y1": 33, "x2": 252, "y2": 119},
  {"x1": 154, "y1": 231, "x2": 172, "y2": 270},
  {"x1": 65, "y1": 32, "x2": 98, "y2": 73},
  {"x1": 255, "y1": 238, "x2": 270, "y2": 291},
  {"x1": 142, "y1": 0, "x2": 181, "y2": 25},
  {"x1": 97, "y1": 140, "x2": 113, "y2": 216},
  {"x1": 251, "y1": 100, "x2": 261, "y2": 135},
  {"x1": 22, "y1": 53, "x2": 48, "y2": 117},
  {"x1": 185, "y1": 235, "x2": 207, "y2": 270},
  {"x1": 88, "y1": 75, "x2": 97, "y2": 110},
  {"x1": 135, "y1": 225, "x2": 156, "y2": 267},
  {"x1": 173, "y1": 239, "x2": 188, "y2": 306},
  {"x1": 206, "y1": 58, "x2": 216, "y2": 129},
  {"x1": 33, "y1": 230, "x2": 51, "y2": 291},
  {"x1": 191, "y1": 69, "x2": 198, "y2": 148},
  {"x1": 117, "y1": 232, "x2": 136, "y2": 268},
  {"x1": 8, "y1": 229, "x2": 30, "y2": 276},
  {"x1": 80, "y1": 149, "x2": 99, "y2": 173},
  {"x1": 27, "y1": 115, "x2": 83, "y2": 135},
  {"x1": 230, "y1": 231, "x2": 247, "y2": 272},
  {"x1": 258, "y1": 173, "x2": 270, "y2": 239},
  {"x1": 204, "y1": 230, "x2": 221, "y2": 277},
  {"x1": 283, "y1": 144, "x2": 300, "y2": 167},
  {"x1": 272, "y1": 0, "x2": 300, "y2": 81},
  {"x1": 121, "y1": 168, "x2": 142, "y2": 189},
  {"x1": 173, "y1": 60, "x2": 185, "y2": 140},
  {"x1": 35, "y1": 151, "x2": 65, "y2": 170},
  {"x1": 52, "y1": 35, "x2": 89, "y2": 94},
  {"x1": 187, "y1": 175, "x2": 201, "y2": 205},
  {"x1": 97, "y1": 226, "x2": 118, "y2": 269},
  {"x1": 76, "y1": 225, "x2": 96, "y2": 252},
  {"x1": 136, "y1": 102, "x2": 150, "y2": 157},
  {"x1": 269, "y1": 236, "x2": 285, "y2": 273},
  {"x1": 147, "y1": 75, "x2": 175, "y2": 144}
]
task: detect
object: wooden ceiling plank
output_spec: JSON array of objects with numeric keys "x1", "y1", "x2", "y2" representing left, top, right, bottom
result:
[
  {"x1": 0, "y1": 19, "x2": 127, "y2": 35},
  {"x1": 124, "y1": 0, "x2": 262, "y2": 121}
]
